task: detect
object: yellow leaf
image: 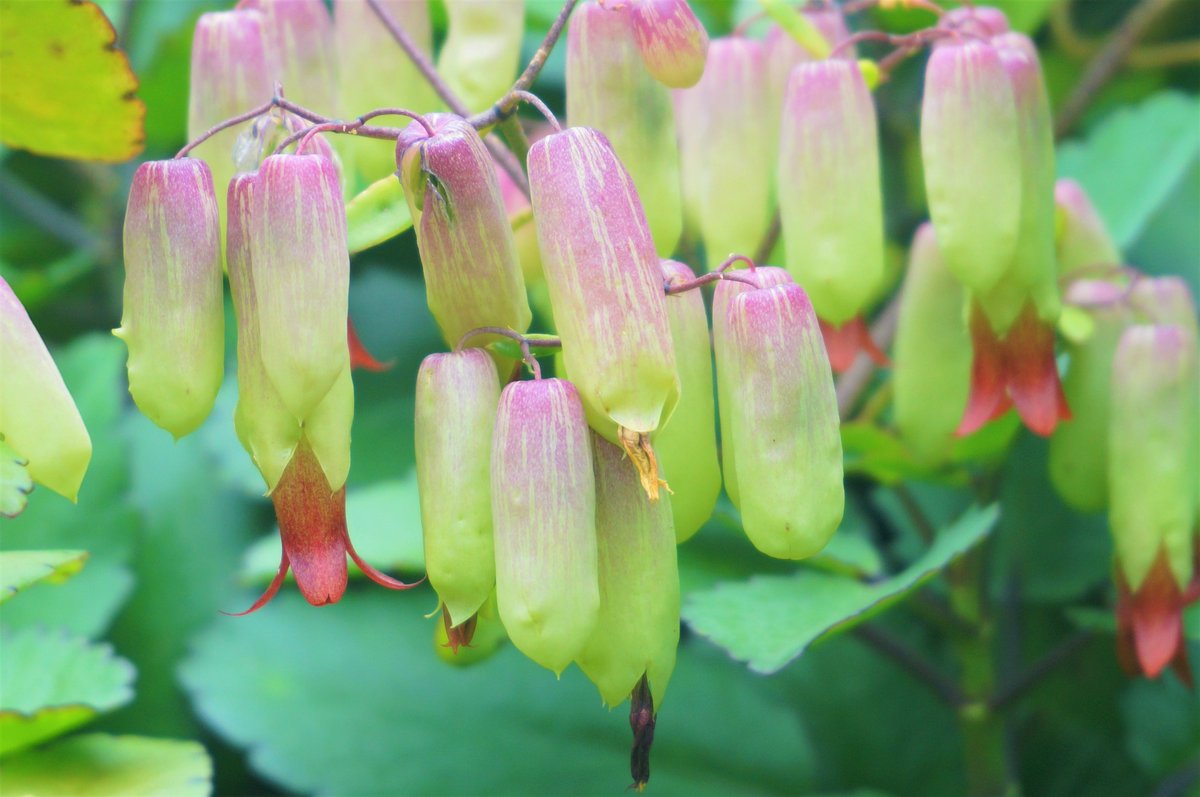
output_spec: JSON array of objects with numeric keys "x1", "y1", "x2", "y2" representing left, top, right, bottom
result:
[{"x1": 0, "y1": 0, "x2": 145, "y2": 162}]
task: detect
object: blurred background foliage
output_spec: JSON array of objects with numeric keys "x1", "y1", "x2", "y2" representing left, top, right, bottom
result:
[{"x1": 0, "y1": 0, "x2": 1198, "y2": 795}]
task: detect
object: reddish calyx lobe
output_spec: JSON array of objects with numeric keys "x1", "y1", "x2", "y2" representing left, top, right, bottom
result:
[
  {"x1": 442, "y1": 610, "x2": 479, "y2": 654},
  {"x1": 818, "y1": 316, "x2": 890, "y2": 374},
  {"x1": 348, "y1": 318, "x2": 391, "y2": 372},
  {"x1": 1115, "y1": 543, "x2": 1199, "y2": 686},
  {"x1": 958, "y1": 302, "x2": 1070, "y2": 437},
  {"x1": 229, "y1": 442, "x2": 420, "y2": 615}
]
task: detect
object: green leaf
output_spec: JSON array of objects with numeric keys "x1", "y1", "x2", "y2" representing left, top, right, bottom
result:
[
  {"x1": 240, "y1": 475, "x2": 425, "y2": 585},
  {"x1": 179, "y1": 588, "x2": 817, "y2": 796},
  {"x1": 0, "y1": 549, "x2": 88, "y2": 603},
  {"x1": 0, "y1": 0, "x2": 145, "y2": 162},
  {"x1": 1057, "y1": 92, "x2": 1200, "y2": 249},
  {"x1": 682, "y1": 505, "x2": 999, "y2": 674},
  {"x1": 1121, "y1": 677, "x2": 1200, "y2": 778},
  {"x1": 0, "y1": 734, "x2": 212, "y2": 796},
  {"x1": 0, "y1": 437, "x2": 32, "y2": 518},
  {"x1": 346, "y1": 174, "x2": 413, "y2": 254},
  {"x1": 0, "y1": 627, "x2": 134, "y2": 757},
  {"x1": 841, "y1": 422, "x2": 963, "y2": 486}
]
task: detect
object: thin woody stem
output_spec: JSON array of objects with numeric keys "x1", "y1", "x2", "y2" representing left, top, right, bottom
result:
[
  {"x1": 175, "y1": 100, "x2": 274, "y2": 158},
  {"x1": 665, "y1": 269, "x2": 761, "y2": 295},
  {"x1": 454, "y1": 326, "x2": 562, "y2": 380},
  {"x1": 358, "y1": 107, "x2": 436, "y2": 136},
  {"x1": 510, "y1": 90, "x2": 562, "y2": 132}
]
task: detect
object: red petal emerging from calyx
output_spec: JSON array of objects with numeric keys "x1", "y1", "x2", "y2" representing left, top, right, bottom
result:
[
  {"x1": 1115, "y1": 545, "x2": 1195, "y2": 686},
  {"x1": 819, "y1": 316, "x2": 890, "y2": 374},
  {"x1": 958, "y1": 302, "x2": 1070, "y2": 437},
  {"x1": 348, "y1": 318, "x2": 391, "y2": 372}
]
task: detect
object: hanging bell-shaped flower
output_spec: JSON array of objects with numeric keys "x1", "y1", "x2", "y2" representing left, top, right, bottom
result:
[
  {"x1": 628, "y1": 0, "x2": 708, "y2": 89},
  {"x1": 398, "y1": 115, "x2": 531, "y2": 369},
  {"x1": 116, "y1": 158, "x2": 224, "y2": 439},
  {"x1": 437, "y1": 0, "x2": 524, "y2": 114},
  {"x1": 492, "y1": 378, "x2": 599, "y2": 674},
  {"x1": 415, "y1": 348, "x2": 501, "y2": 629},
  {"x1": 244, "y1": 0, "x2": 337, "y2": 114},
  {"x1": 527, "y1": 126, "x2": 679, "y2": 499},
  {"x1": 1109, "y1": 324, "x2": 1199, "y2": 681},
  {"x1": 0, "y1": 277, "x2": 92, "y2": 505},
  {"x1": 656, "y1": 260, "x2": 721, "y2": 541},
  {"x1": 577, "y1": 433, "x2": 680, "y2": 707},
  {"x1": 1055, "y1": 179, "x2": 1121, "y2": 279},
  {"x1": 567, "y1": 0, "x2": 683, "y2": 256}
]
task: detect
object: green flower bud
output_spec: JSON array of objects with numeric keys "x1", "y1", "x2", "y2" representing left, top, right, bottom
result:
[
  {"x1": 567, "y1": 1, "x2": 682, "y2": 256},
  {"x1": 713, "y1": 266, "x2": 792, "y2": 507},
  {"x1": 250, "y1": 153, "x2": 350, "y2": 422},
  {"x1": 724, "y1": 280, "x2": 843, "y2": 558},
  {"x1": 415, "y1": 349, "x2": 500, "y2": 628},
  {"x1": 1055, "y1": 179, "x2": 1120, "y2": 279},
  {"x1": 492, "y1": 378, "x2": 599, "y2": 674},
  {"x1": 438, "y1": 0, "x2": 524, "y2": 114},
  {"x1": 921, "y1": 40, "x2": 1021, "y2": 295},
  {"x1": 0, "y1": 277, "x2": 91, "y2": 503},
  {"x1": 675, "y1": 37, "x2": 773, "y2": 268},
  {"x1": 577, "y1": 433, "x2": 680, "y2": 708},
  {"x1": 527, "y1": 126, "x2": 679, "y2": 499},
  {"x1": 1048, "y1": 280, "x2": 1131, "y2": 512},
  {"x1": 629, "y1": 0, "x2": 709, "y2": 90},
  {"x1": 778, "y1": 58, "x2": 884, "y2": 326},
  {"x1": 187, "y1": 10, "x2": 274, "y2": 259},
  {"x1": 116, "y1": 158, "x2": 224, "y2": 439},
  {"x1": 656, "y1": 260, "x2": 720, "y2": 541},
  {"x1": 893, "y1": 224, "x2": 972, "y2": 464},
  {"x1": 1109, "y1": 324, "x2": 1199, "y2": 677},
  {"x1": 334, "y1": 0, "x2": 440, "y2": 184},
  {"x1": 226, "y1": 172, "x2": 302, "y2": 492},
  {"x1": 398, "y1": 116, "x2": 532, "y2": 367}
]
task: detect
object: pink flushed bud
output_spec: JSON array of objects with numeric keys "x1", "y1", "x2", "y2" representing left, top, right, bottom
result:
[
  {"x1": 0, "y1": 278, "x2": 92, "y2": 503},
  {"x1": 250, "y1": 153, "x2": 350, "y2": 422},
  {"x1": 725, "y1": 281, "x2": 843, "y2": 559},
  {"x1": 921, "y1": 41, "x2": 1021, "y2": 295},
  {"x1": 657, "y1": 260, "x2": 721, "y2": 542},
  {"x1": 628, "y1": 0, "x2": 709, "y2": 89},
  {"x1": 397, "y1": 116, "x2": 531, "y2": 365},
  {"x1": 567, "y1": 1, "x2": 683, "y2": 256},
  {"x1": 1109, "y1": 325, "x2": 1200, "y2": 681},
  {"x1": 1131, "y1": 276, "x2": 1199, "y2": 334},
  {"x1": 1048, "y1": 280, "x2": 1131, "y2": 512},
  {"x1": 712, "y1": 267, "x2": 792, "y2": 508},
  {"x1": 959, "y1": 36, "x2": 1069, "y2": 438},
  {"x1": 778, "y1": 59, "x2": 886, "y2": 372},
  {"x1": 527, "y1": 126, "x2": 679, "y2": 499},
  {"x1": 116, "y1": 159, "x2": 224, "y2": 439},
  {"x1": 243, "y1": 0, "x2": 337, "y2": 114},
  {"x1": 491, "y1": 379, "x2": 599, "y2": 673},
  {"x1": 577, "y1": 433, "x2": 680, "y2": 708},
  {"x1": 188, "y1": 10, "x2": 274, "y2": 255},
  {"x1": 334, "y1": 0, "x2": 440, "y2": 184},
  {"x1": 675, "y1": 37, "x2": 773, "y2": 268},
  {"x1": 415, "y1": 349, "x2": 500, "y2": 628},
  {"x1": 1055, "y1": 179, "x2": 1120, "y2": 278}
]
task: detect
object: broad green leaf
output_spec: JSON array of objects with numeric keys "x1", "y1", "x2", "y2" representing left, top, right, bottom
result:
[
  {"x1": 346, "y1": 174, "x2": 413, "y2": 254},
  {"x1": 682, "y1": 505, "x2": 999, "y2": 674},
  {"x1": 0, "y1": 437, "x2": 32, "y2": 517},
  {"x1": 0, "y1": 734, "x2": 212, "y2": 796},
  {"x1": 1121, "y1": 677, "x2": 1200, "y2": 778},
  {"x1": 0, "y1": 627, "x2": 134, "y2": 757},
  {"x1": 0, "y1": 549, "x2": 87, "y2": 603},
  {"x1": 0, "y1": 0, "x2": 145, "y2": 162},
  {"x1": 1057, "y1": 92, "x2": 1200, "y2": 249},
  {"x1": 179, "y1": 588, "x2": 817, "y2": 796},
  {"x1": 240, "y1": 475, "x2": 425, "y2": 585}
]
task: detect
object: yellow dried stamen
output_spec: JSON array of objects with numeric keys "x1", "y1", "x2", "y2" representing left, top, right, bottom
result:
[{"x1": 617, "y1": 426, "x2": 671, "y2": 502}]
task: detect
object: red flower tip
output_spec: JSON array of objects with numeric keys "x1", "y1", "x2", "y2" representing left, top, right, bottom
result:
[
  {"x1": 348, "y1": 318, "x2": 392, "y2": 372},
  {"x1": 1115, "y1": 545, "x2": 1195, "y2": 686},
  {"x1": 441, "y1": 609, "x2": 479, "y2": 654},
  {"x1": 818, "y1": 316, "x2": 890, "y2": 374},
  {"x1": 958, "y1": 302, "x2": 1070, "y2": 437}
]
